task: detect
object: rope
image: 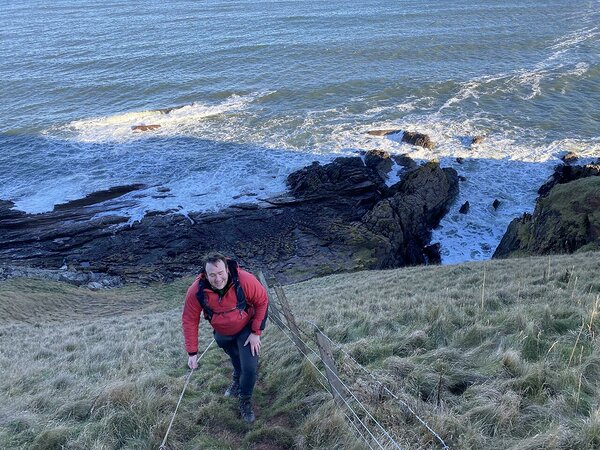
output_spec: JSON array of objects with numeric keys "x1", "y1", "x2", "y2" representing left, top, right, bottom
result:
[
  {"x1": 303, "y1": 319, "x2": 450, "y2": 450},
  {"x1": 158, "y1": 339, "x2": 215, "y2": 450}
]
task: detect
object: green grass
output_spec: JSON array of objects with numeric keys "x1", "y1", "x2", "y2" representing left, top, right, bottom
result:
[{"x1": 0, "y1": 251, "x2": 599, "y2": 449}]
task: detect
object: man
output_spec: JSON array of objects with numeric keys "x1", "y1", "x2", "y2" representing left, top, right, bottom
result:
[{"x1": 182, "y1": 253, "x2": 268, "y2": 423}]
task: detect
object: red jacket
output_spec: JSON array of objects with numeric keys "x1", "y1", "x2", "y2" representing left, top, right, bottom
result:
[{"x1": 182, "y1": 266, "x2": 268, "y2": 354}]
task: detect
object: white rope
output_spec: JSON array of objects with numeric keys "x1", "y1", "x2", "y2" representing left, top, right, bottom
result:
[
  {"x1": 158, "y1": 339, "x2": 215, "y2": 450},
  {"x1": 304, "y1": 320, "x2": 450, "y2": 450}
]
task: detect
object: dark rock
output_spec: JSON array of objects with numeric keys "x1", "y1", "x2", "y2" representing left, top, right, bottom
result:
[
  {"x1": 157, "y1": 104, "x2": 188, "y2": 114},
  {"x1": 0, "y1": 158, "x2": 459, "y2": 285},
  {"x1": 458, "y1": 176, "x2": 467, "y2": 182},
  {"x1": 362, "y1": 161, "x2": 459, "y2": 267},
  {"x1": 538, "y1": 162, "x2": 600, "y2": 197},
  {"x1": 492, "y1": 199, "x2": 501, "y2": 210},
  {"x1": 367, "y1": 129, "x2": 434, "y2": 149},
  {"x1": 423, "y1": 243, "x2": 442, "y2": 264},
  {"x1": 53, "y1": 184, "x2": 146, "y2": 211},
  {"x1": 401, "y1": 131, "x2": 435, "y2": 149},
  {"x1": 286, "y1": 157, "x2": 386, "y2": 199},
  {"x1": 364, "y1": 150, "x2": 393, "y2": 180},
  {"x1": 456, "y1": 157, "x2": 464, "y2": 164},
  {"x1": 392, "y1": 154, "x2": 417, "y2": 170},
  {"x1": 494, "y1": 177, "x2": 600, "y2": 258},
  {"x1": 459, "y1": 201, "x2": 470, "y2": 214},
  {"x1": 561, "y1": 152, "x2": 578, "y2": 164}
]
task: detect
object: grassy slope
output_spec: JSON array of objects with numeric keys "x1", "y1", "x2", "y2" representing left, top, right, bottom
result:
[{"x1": 0, "y1": 251, "x2": 599, "y2": 449}]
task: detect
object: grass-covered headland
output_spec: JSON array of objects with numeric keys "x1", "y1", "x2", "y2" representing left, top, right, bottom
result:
[{"x1": 1, "y1": 251, "x2": 599, "y2": 449}]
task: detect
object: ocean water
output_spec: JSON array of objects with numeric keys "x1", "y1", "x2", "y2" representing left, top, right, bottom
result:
[{"x1": 1, "y1": 0, "x2": 599, "y2": 263}]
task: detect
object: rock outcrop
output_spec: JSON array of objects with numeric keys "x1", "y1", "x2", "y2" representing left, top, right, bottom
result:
[
  {"x1": 0, "y1": 154, "x2": 458, "y2": 285},
  {"x1": 494, "y1": 168, "x2": 600, "y2": 258},
  {"x1": 537, "y1": 161, "x2": 600, "y2": 197},
  {"x1": 367, "y1": 129, "x2": 435, "y2": 149}
]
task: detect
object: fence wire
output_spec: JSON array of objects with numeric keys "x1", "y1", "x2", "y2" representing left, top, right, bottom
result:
[
  {"x1": 268, "y1": 289, "x2": 449, "y2": 450},
  {"x1": 273, "y1": 311, "x2": 394, "y2": 449}
]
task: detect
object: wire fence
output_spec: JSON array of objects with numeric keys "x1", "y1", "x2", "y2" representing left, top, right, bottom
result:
[{"x1": 263, "y1": 275, "x2": 450, "y2": 450}]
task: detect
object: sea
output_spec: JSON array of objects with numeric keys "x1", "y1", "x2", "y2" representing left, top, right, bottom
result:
[{"x1": 1, "y1": 0, "x2": 599, "y2": 264}]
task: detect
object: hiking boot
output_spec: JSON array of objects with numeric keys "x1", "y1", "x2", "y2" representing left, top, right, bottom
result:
[
  {"x1": 239, "y1": 395, "x2": 255, "y2": 423},
  {"x1": 224, "y1": 377, "x2": 240, "y2": 398}
]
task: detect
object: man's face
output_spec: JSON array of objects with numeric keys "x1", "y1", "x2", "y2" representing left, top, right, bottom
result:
[{"x1": 206, "y1": 260, "x2": 228, "y2": 290}]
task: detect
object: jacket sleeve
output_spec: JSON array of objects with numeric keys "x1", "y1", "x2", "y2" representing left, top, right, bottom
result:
[
  {"x1": 240, "y1": 270, "x2": 269, "y2": 335},
  {"x1": 182, "y1": 282, "x2": 202, "y2": 354}
]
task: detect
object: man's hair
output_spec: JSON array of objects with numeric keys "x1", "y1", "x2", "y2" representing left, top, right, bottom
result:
[{"x1": 202, "y1": 252, "x2": 228, "y2": 270}]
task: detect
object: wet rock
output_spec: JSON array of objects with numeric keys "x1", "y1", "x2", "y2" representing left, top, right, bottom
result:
[
  {"x1": 53, "y1": 184, "x2": 146, "y2": 211},
  {"x1": 538, "y1": 162, "x2": 600, "y2": 197},
  {"x1": 561, "y1": 152, "x2": 578, "y2": 164},
  {"x1": 131, "y1": 124, "x2": 160, "y2": 131},
  {"x1": 471, "y1": 135, "x2": 485, "y2": 146},
  {"x1": 492, "y1": 199, "x2": 501, "y2": 210},
  {"x1": 401, "y1": 131, "x2": 435, "y2": 149},
  {"x1": 366, "y1": 129, "x2": 400, "y2": 137},
  {"x1": 364, "y1": 150, "x2": 393, "y2": 180},
  {"x1": 456, "y1": 157, "x2": 464, "y2": 164},
  {"x1": 367, "y1": 129, "x2": 434, "y2": 149},
  {"x1": 392, "y1": 154, "x2": 417, "y2": 170},
  {"x1": 157, "y1": 104, "x2": 188, "y2": 114},
  {"x1": 459, "y1": 201, "x2": 470, "y2": 214},
  {"x1": 0, "y1": 157, "x2": 459, "y2": 285}
]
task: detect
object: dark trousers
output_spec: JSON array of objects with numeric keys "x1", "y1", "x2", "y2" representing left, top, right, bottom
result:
[{"x1": 214, "y1": 325, "x2": 258, "y2": 397}]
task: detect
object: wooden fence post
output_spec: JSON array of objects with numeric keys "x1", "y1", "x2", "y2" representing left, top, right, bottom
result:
[
  {"x1": 273, "y1": 285, "x2": 307, "y2": 356},
  {"x1": 257, "y1": 271, "x2": 285, "y2": 329},
  {"x1": 315, "y1": 329, "x2": 345, "y2": 406}
]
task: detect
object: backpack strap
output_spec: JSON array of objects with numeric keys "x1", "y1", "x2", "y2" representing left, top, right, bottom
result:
[{"x1": 195, "y1": 259, "x2": 247, "y2": 322}]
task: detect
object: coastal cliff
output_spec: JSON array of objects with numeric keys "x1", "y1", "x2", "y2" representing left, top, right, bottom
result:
[{"x1": 494, "y1": 160, "x2": 600, "y2": 258}]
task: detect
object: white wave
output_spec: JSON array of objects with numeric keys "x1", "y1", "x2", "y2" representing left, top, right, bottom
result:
[
  {"x1": 549, "y1": 26, "x2": 598, "y2": 51},
  {"x1": 438, "y1": 25, "x2": 597, "y2": 108},
  {"x1": 50, "y1": 91, "x2": 274, "y2": 143}
]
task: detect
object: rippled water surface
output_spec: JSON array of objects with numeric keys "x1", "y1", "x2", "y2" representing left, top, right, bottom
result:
[{"x1": 1, "y1": 0, "x2": 599, "y2": 262}]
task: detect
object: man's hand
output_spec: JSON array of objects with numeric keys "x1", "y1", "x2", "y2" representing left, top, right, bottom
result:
[
  {"x1": 188, "y1": 354, "x2": 198, "y2": 369},
  {"x1": 244, "y1": 333, "x2": 261, "y2": 356}
]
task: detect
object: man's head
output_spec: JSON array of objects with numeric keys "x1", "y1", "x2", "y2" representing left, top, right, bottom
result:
[{"x1": 203, "y1": 252, "x2": 229, "y2": 290}]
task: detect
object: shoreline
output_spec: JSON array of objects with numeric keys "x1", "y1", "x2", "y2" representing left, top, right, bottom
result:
[{"x1": 0, "y1": 152, "x2": 459, "y2": 286}]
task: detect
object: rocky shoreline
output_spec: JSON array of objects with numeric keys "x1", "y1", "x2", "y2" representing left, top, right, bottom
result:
[{"x1": 0, "y1": 151, "x2": 459, "y2": 286}]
